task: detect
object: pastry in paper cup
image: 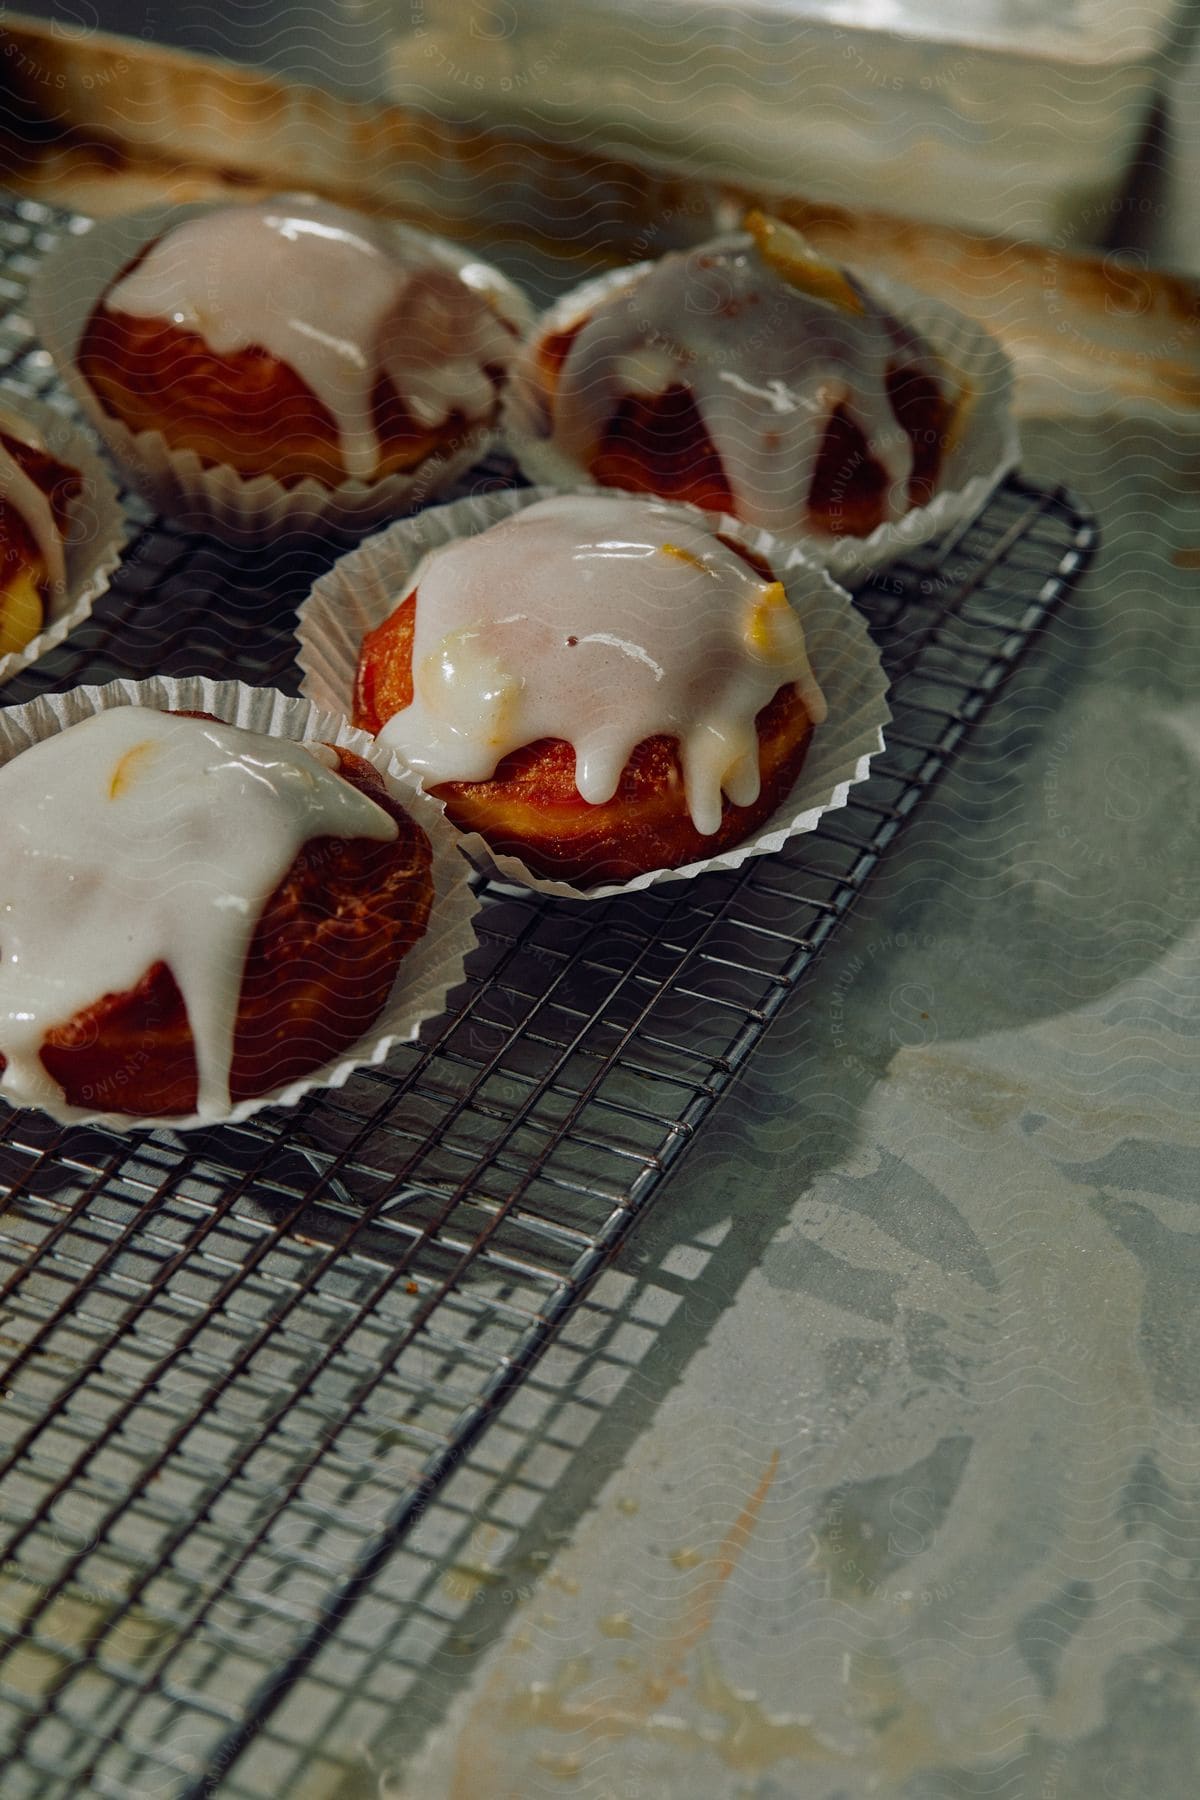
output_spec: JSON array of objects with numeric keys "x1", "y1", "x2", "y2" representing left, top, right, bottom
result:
[
  {"x1": 296, "y1": 483, "x2": 890, "y2": 901},
  {"x1": 502, "y1": 214, "x2": 1019, "y2": 582},
  {"x1": 0, "y1": 676, "x2": 479, "y2": 1131},
  {"x1": 0, "y1": 389, "x2": 127, "y2": 688},
  {"x1": 30, "y1": 195, "x2": 535, "y2": 547}
]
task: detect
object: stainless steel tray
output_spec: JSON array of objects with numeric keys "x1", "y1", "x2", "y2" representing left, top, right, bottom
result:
[{"x1": 0, "y1": 191, "x2": 1096, "y2": 1798}]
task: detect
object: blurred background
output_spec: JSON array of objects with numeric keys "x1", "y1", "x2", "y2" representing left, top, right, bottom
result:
[{"x1": 14, "y1": 0, "x2": 1200, "y2": 268}]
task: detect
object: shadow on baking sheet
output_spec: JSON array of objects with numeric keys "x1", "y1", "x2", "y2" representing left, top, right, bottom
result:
[{"x1": 16, "y1": 184, "x2": 1200, "y2": 1796}]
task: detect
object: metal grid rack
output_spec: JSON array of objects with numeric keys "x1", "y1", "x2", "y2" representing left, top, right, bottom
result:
[{"x1": 0, "y1": 193, "x2": 1096, "y2": 1798}]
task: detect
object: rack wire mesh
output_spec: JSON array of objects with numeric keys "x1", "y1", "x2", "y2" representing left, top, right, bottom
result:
[{"x1": 0, "y1": 192, "x2": 1096, "y2": 1797}]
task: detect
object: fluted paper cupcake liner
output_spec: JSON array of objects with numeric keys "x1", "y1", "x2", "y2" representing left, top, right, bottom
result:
[
  {"x1": 30, "y1": 197, "x2": 535, "y2": 548},
  {"x1": 296, "y1": 483, "x2": 891, "y2": 901},
  {"x1": 502, "y1": 238, "x2": 1019, "y2": 583},
  {"x1": 0, "y1": 390, "x2": 128, "y2": 688},
  {"x1": 0, "y1": 676, "x2": 480, "y2": 1131}
]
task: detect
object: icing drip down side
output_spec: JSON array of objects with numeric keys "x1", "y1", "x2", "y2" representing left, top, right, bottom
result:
[
  {"x1": 0, "y1": 709, "x2": 398, "y2": 1119},
  {"x1": 549, "y1": 237, "x2": 941, "y2": 534},
  {"x1": 0, "y1": 404, "x2": 67, "y2": 591},
  {"x1": 104, "y1": 199, "x2": 519, "y2": 481},
  {"x1": 376, "y1": 494, "x2": 827, "y2": 837}
]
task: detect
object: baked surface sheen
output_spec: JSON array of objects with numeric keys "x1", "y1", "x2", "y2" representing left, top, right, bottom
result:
[
  {"x1": 536, "y1": 276, "x2": 950, "y2": 539},
  {"x1": 78, "y1": 303, "x2": 499, "y2": 489},
  {"x1": 0, "y1": 746, "x2": 433, "y2": 1117},
  {"x1": 0, "y1": 429, "x2": 82, "y2": 655},
  {"x1": 76, "y1": 201, "x2": 520, "y2": 490},
  {"x1": 354, "y1": 588, "x2": 816, "y2": 886}
]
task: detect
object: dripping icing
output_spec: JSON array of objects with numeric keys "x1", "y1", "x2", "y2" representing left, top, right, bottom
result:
[
  {"x1": 0, "y1": 403, "x2": 68, "y2": 592},
  {"x1": 375, "y1": 495, "x2": 827, "y2": 838},
  {"x1": 104, "y1": 199, "x2": 519, "y2": 481},
  {"x1": 549, "y1": 235, "x2": 942, "y2": 535},
  {"x1": 0, "y1": 708, "x2": 398, "y2": 1118}
]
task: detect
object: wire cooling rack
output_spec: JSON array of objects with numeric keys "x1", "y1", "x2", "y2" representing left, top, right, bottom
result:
[{"x1": 0, "y1": 193, "x2": 1096, "y2": 1797}]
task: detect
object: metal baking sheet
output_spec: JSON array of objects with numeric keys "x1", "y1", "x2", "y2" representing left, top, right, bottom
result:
[{"x1": 0, "y1": 187, "x2": 1095, "y2": 1796}]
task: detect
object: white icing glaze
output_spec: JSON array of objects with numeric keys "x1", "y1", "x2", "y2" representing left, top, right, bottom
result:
[
  {"x1": 376, "y1": 494, "x2": 827, "y2": 838},
  {"x1": 0, "y1": 402, "x2": 67, "y2": 591},
  {"x1": 0, "y1": 708, "x2": 398, "y2": 1119},
  {"x1": 548, "y1": 235, "x2": 940, "y2": 535},
  {"x1": 104, "y1": 199, "x2": 518, "y2": 482}
]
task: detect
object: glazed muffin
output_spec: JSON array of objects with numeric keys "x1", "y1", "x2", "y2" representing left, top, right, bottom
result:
[
  {"x1": 510, "y1": 212, "x2": 959, "y2": 543},
  {"x1": 75, "y1": 196, "x2": 527, "y2": 491},
  {"x1": 353, "y1": 492, "x2": 828, "y2": 885},
  {"x1": 0, "y1": 707, "x2": 434, "y2": 1120},
  {"x1": 0, "y1": 404, "x2": 84, "y2": 658}
]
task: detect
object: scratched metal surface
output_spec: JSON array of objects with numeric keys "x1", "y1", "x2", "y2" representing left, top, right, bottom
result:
[{"x1": 390, "y1": 422, "x2": 1200, "y2": 1799}]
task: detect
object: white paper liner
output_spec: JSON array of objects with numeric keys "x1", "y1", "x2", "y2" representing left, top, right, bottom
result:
[
  {"x1": 0, "y1": 390, "x2": 128, "y2": 689},
  {"x1": 29, "y1": 197, "x2": 536, "y2": 547},
  {"x1": 501, "y1": 238, "x2": 1020, "y2": 583},
  {"x1": 295, "y1": 483, "x2": 891, "y2": 902},
  {"x1": 0, "y1": 676, "x2": 480, "y2": 1132}
]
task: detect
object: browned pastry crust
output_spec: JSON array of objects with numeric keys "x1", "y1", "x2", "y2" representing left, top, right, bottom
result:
[
  {"x1": 0, "y1": 428, "x2": 83, "y2": 622},
  {"x1": 353, "y1": 570, "x2": 816, "y2": 886},
  {"x1": 77, "y1": 250, "x2": 516, "y2": 489},
  {"x1": 0, "y1": 744, "x2": 434, "y2": 1116},
  {"x1": 534, "y1": 314, "x2": 951, "y2": 539}
]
